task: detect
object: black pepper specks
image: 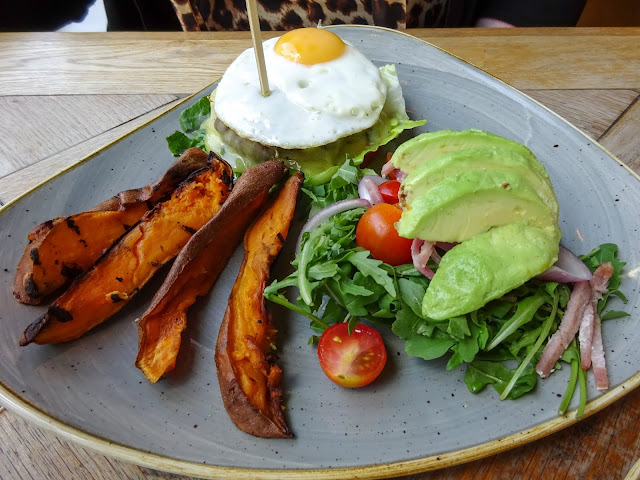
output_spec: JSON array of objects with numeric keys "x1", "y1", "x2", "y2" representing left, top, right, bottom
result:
[{"x1": 182, "y1": 225, "x2": 197, "y2": 234}]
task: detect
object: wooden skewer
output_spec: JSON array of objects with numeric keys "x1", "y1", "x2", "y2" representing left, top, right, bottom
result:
[{"x1": 245, "y1": 0, "x2": 270, "y2": 97}]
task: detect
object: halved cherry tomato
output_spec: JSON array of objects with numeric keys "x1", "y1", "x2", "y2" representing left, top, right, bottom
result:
[
  {"x1": 378, "y1": 180, "x2": 401, "y2": 204},
  {"x1": 355, "y1": 203, "x2": 412, "y2": 266},
  {"x1": 317, "y1": 323, "x2": 387, "y2": 388}
]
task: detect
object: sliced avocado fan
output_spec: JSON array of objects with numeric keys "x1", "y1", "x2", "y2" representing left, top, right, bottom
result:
[
  {"x1": 390, "y1": 129, "x2": 562, "y2": 320},
  {"x1": 396, "y1": 169, "x2": 556, "y2": 243},
  {"x1": 390, "y1": 129, "x2": 550, "y2": 180},
  {"x1": 398, "y1": 147, "x2": 558, "y2": 220},
  {"x1": 422, "y1": 222, "x2": 561, "y2": 320}
]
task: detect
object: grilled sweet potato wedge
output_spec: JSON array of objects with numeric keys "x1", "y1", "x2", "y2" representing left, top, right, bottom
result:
[
  {"x1": 13, "y1": 148, "x2": 210, "y2": 305},
  {"x1": 215, "y1": 172, "x2": 303, "y2": 438},
  {"x1": 136, "y1": 161, "x2": 289, "y2": 384},
  {"x1": 19, "y1": 154, "x2": 233, "y2": 346}
]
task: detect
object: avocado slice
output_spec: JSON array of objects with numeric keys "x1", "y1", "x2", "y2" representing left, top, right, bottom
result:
[
  {"x1": 390, "y1": 129, "x2": 550, "y2": 179},
  {"x1": 422, "y1": 222, "x2": 561, "y2": 320},
  {"x1": 399, "y1": 147, "x2": 559, "y2": 219},
  {"x1": 396, "y1": 169, "x2": 554, "y2": 242}
]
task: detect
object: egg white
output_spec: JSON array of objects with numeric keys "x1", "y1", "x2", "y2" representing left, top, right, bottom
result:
[{"x1": 213, "y1": 36, "x2": 387, "y2": 149}]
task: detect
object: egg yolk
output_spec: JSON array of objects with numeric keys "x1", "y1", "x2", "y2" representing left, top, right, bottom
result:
[{"x1": 274, "y1": 28, "x2": 346, "y2": 65}]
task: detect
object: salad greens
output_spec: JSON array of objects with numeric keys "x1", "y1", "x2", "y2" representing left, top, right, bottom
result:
[
  {"x1": 264, "y1": 157, "x2": 628, "y2": 413},
  {"x1": 166, "y1": 96, "x2": 211, "y2": 156},
  {"x1": 165, "y1": 99, "x2": 629, "y2": 413}
]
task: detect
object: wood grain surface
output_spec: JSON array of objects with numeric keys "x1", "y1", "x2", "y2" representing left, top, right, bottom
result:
[
  {"x1": 0, "y1": 28, "x2": 639, "y2": 96},
  {"x1": 0, "y1": 28, "x2": 639, "y2": 480}
]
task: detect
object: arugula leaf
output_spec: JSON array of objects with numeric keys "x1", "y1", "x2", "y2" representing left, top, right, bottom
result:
[
  {"x1": 464, "y1": 360, "x2": 537, "y2": 400},
  {"x1": 486, "y1": 293, "x2": 546, "y2": 351},
  {"x1": 165, "y1": 96, "x2": 211, "y2": 157},
  {"x1": 601, "y1": 310, "x2": 631, "y2": 321},
  {"x1": 398, "y1": 277, "x2": 427, "y2": 317},
  {"x1": 501, "y1": 289, "x2": 559, "y2": 400},
  {"x1": 166, "y1": 130, "x2": 205, "y2": 156},
  {"x1": 179, "y1": 96, "x2": 211, "y2": 132},
  {"x1": 346, "y1": 250, "x2": 396, "y2": 297},
  {"x1": 302, "y1": 158, "x2": 376, "y2": 212}
]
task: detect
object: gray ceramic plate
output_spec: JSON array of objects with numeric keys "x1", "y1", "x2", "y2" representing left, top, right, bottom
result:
[{"x1": 1, "y1": 26, "x2": 639, "y2": 480}]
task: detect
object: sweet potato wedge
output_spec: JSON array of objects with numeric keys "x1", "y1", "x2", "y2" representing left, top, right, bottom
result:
[
  {"x1": 215, "y1": 172, "x2": 303, "y2": 438},
  {"x1": 136, "y1": 160, "x2": 289, "y2": 384},
  {"x1": 13, "y1": 148, "x2": 210, "y2": 305},
  {"x1": 19, "y1": 154, "x2": 233, "y2": 346}
]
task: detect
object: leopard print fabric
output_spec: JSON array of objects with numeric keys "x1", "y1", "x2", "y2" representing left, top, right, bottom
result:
[{"x1": 169, "y1": 0, "x2": 448, "y2": 31}]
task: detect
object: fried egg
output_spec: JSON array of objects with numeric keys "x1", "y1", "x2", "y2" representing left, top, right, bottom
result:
[{"x1": 213, "y1": 28, "x2": 387, "y2": 149}]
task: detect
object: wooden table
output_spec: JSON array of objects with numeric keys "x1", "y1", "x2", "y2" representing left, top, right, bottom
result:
[{"x1": 1, "y1": 27, "x2": 639, "y2": 480}]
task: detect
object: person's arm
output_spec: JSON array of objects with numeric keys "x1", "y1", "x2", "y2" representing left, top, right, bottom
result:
[
  {"x1": 475, "y1": 0, "x2": 587, "y2": 27},
  {"x1": 0, "y1": 0, "x2": 95, "y2": 31}
]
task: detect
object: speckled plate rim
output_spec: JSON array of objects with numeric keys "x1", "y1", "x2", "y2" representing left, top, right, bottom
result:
[{"x1": 1, "y1": 25, "x2": 639, "y2": 480}]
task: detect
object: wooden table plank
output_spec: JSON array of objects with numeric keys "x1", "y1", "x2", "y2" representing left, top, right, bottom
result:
[
  {"x1": 600, "y1": 97, "x2": 640, "y2": 171},
  {"x1": 0, "y1": 412, "x2": 182, "y2": 480},
  {"x1": 525, "y1": 89, "x2": 639, "y2": 140},
  {"x1": 0, "y1": 97, "x2": 185, "y2": 205},
  {"x1": 0, "y1": 28, "x2": 638, "y2": 96},
  {"x1": 0, "y1": 94, "x2": 179, "y2": 177}
]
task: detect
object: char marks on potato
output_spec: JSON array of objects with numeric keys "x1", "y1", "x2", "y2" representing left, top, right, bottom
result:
[
  {"x1": 12, "y1": 148, "x2": 210, "y2": 305},
  {"x1": 19, "y1": 153, "x2": 232, "y2": 346},
  {"x1": 136, "y1": 160, "x2": 289, "y2": 384},
  {"x1": 215, "y1": 172, "x2": 303, "y2": 438}
]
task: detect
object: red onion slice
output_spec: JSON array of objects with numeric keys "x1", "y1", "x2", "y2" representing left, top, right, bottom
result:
[
  {"x1": 381, "y1": 161, "x2": 396, "y2": 178},
  {"x1": 297, "y1": 198, "x2": 371, "y2": 251},
  {"x1": 381, "y1": 161, "x2": 407, "y2": 182},
  {"x1": 436, "y1": 242, "x2": 457, "y2": 252},
  {"x1": 394, "y1": 170, "x2": 408, "y2": 182},
  {"x1": 362, "y1": 174, "x2": 386, "y2": 186},
  {"x1": 411, "y1": 239, "x2": 435, "y2": 279},
  {"x1": 537, "y1": 245, "x2": 593, "y2": 283},
  {"x1": 358, "y1": 176, "x2": 385, "y2": 205}
]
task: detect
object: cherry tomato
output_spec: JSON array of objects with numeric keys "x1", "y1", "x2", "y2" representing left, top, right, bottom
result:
[
  {"x1": 317, "y1": 323, "x2": 387, "y2": 388},
  {"x1": 378, "y1": 180, "x2": 401, "y2": 204},
  {"x1": 355, "y1": 203, "x2": 413, "y2": 266}
]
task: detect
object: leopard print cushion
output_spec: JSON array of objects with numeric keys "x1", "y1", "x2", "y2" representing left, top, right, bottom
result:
[{"x1": 169, "y1": 0, "x2": 448, "y2": 31}]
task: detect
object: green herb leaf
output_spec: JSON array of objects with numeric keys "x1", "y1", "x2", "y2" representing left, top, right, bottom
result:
[
  {"x1": 398, "y1": 277, "x2": 427, "y2": 317},
  {"x1": 166, "y1": 130, "x2": 205, "y2": 157},
  {"x1": 179, "y1": 96, "x2": 211, "y2": 132},
  {"x1": 346, "y1": 250, "x2": 396, "y2": 297},
  {"x1": 601, "y1": 310, "x2": 631, "y2": 321},
  {"x1": 464, "y1": 360, "x2": 537, "y2": 400},
  {"x1": 486, "y1": 293, "x2": 546, "y2": 351}
]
